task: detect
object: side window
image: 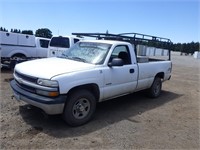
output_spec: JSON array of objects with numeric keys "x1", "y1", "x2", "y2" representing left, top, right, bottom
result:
[
  {"x1": 40, "y1": 39, "x2": 50, "y2": 48},
  {"x1": 110, "y1": 45, "x2": 131, "y2": 65},
  {"x1": 74, "y1": 38, "x2": 80, "y2": 44}
]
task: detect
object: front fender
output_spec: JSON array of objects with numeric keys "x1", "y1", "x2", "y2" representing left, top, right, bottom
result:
[{"x1": 52, "y1": 69, "x2": 104, "y2": 95}]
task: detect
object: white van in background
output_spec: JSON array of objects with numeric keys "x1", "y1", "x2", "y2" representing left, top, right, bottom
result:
[{"x1": 48, "y1": 35, "x2": 82, "y2": 57}]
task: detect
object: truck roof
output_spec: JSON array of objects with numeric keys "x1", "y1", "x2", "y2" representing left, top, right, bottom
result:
[
  {"x1": 79, "y1": 39, "x2": 131, "y2": 45},
  {"x1": 51, "y1": 35, "x2": 82, "y2": 39},
  {"x1": 35, "y1": 37, "x2": 50, "y2": 40}
]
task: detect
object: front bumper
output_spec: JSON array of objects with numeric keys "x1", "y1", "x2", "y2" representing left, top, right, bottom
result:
[{"x1": 10, "y1": 80, "x2": 67, "y2": 115}]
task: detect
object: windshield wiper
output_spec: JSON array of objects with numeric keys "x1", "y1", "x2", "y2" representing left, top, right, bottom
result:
[
  {"x1": 59, "y1": 53, "x2": 69, "y2": 58},
  {"x1": 72, "y1": 57, "x2": 86, "y2": 62}
]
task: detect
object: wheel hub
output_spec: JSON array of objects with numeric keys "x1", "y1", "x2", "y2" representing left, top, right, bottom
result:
[
  {"x1": 72, "y1": 98, "x2": 90, "y2": 119},
  {"x1": 76, "y1": 104, "x2": 85, "y2": 112}
]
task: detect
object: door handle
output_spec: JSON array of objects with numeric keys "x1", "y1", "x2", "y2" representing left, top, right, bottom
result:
[{"x1": 129, "y1": 69, "x2": 134, "y2": 73}]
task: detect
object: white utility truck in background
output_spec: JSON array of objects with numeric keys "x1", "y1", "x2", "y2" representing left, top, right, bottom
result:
[
  {"x1": 48, "y1": 35, "x2": 82, "y2": 57},
  {"x1": 0, "y1": 31, "x2": 50, "y2": 68},
  {"x1": 10, "y1": 32, "x2": 172, "y2": 126}
]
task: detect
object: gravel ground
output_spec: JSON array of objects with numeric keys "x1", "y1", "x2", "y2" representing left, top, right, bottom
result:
[{"x1": 0, "y1": 52, "x2": 200, "y2": 149}]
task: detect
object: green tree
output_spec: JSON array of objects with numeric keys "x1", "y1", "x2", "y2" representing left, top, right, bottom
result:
[
  {"x1": 172, "y1": 42, "x2": 200, "y2": 54},
  {"x1": 35, "y1": 28, "x2": 52, "y2": 38},
  {"x1": 0, "y1": 27, "x2": 8, "y2": 32},
  {"x1": 3, "y1": 28, "x2": 8, "y2": 32},
  {"x1": 13, "y1": 29, "x2": 17, "y2": 33},
  {"x1": 195, "y1": 42, "x2": 200, "y2": 52},
  {"x1": 22, "y1": 30, "x2": 33, "y2": 35}
]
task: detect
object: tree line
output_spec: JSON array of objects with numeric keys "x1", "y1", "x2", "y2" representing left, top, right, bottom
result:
[
  {"x1": 0, "y1": 27, "x2": 52, "y2": 39},
  {"x1": 1, "y1": 27, "x2": 199, "y2": 54},
  {"x1": 171, "y1": 42, "x2": 199, "y2": 54}
]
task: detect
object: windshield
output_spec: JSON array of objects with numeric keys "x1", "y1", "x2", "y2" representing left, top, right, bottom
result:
[{"x1": 60, "y1": 42, "x2": 111, "y2": 64}]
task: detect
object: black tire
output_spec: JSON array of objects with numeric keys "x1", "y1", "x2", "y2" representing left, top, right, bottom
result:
[
  {"x1": 11, "y1": 54, "x2": 26, "y2": 60},
  {"x1": 10, "y1": 54, "x2": 26, "y2": 69},
  {"x1": 63, "y1": 89, "x2": 96, "y2": 126},
  {"x1": 147, "y1": 77, "x2": 162, "y2": 98}
]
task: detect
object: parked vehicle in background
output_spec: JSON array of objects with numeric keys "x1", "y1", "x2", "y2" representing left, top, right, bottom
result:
[
  {"x1": 193, "y1": 51, "x2": 200, "y2": 59},
  {"x1": 0, "y1": 31, "x2": 50, "y2": 68},
  {"x1": 10, "y1": 32, "x2": 172, "y2": 126},
  {"x1": 48, "y1": 35, "x2": 82, "y2": 57}
]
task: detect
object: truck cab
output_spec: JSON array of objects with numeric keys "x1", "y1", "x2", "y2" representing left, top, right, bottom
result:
[{"x1": 35, "y1": 37, "x2": 50, "y2": 57}]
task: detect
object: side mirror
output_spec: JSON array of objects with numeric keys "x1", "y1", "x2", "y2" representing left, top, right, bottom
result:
[{"x1": 108, "y1": 58, "x2": 124, "y2": 67}]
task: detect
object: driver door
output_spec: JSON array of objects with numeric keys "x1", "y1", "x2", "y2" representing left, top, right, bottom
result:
[{"x1": 103, "y1": 45, "x2": 138, "y2": 100}]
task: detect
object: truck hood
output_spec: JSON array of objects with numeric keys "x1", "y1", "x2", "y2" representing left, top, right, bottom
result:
[{"x1": 15, "y1": 57, "x2": 96, "y2": 79}]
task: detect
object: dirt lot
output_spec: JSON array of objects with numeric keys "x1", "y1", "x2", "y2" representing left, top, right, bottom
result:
[{"x1": 0, "y1": 52, "x2": 199, "y2": 149}]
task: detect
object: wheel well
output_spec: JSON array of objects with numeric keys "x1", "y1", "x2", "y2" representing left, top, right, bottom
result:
[
  {"x1": 11, "y1": 53, "x2": 26, "y2": 58},
  {"x1": 68, "y1": 84, "x2": 100, "y2": 102},
  {"x1": 156, "y1": 72, "x2": 164, "y2": 79}
]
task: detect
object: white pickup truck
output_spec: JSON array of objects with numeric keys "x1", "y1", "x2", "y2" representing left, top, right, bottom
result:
[
  {"x1": 0, "y1": 31, "x2": 50, "y2": 67},
  {"x1": 10, "y1": 33, "x2": 172, "y2": 126}
]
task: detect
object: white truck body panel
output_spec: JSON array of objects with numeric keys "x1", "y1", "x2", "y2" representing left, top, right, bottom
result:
[
  {"x1": 136, "y1": 61, "x2": 171, "y2": 90},
  {"x1": 1, "y1": 32, "x2": 18, "y2": 45},
  {"x1": 18, "y1": 34, "x2": 35, "y2": 46},
  {"x1": 1, "y1": 31, "x2": 35, "y2": 46}
]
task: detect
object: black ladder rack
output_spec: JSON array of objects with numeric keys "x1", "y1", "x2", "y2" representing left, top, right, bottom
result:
[
  {"x1": 72, "y1": 32, "x2": 172, "y2": 47},
  {"x1": 72, "y1": 32, "x2": 172, "y2": 60}
]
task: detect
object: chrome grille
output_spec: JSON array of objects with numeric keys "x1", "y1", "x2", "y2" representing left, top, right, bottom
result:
[
  {"x1": 15, "y1": 80, "x2": 36, "y2": 93},
  {"x1": 14, "y1": 71, "x2": 38, "y2": 93},
  {"x1": 15, "y1": 71, "x2": 37, "y2": 83}
]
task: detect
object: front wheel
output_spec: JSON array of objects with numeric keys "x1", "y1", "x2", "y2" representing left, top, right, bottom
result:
[
  {"x1": 147, "y1": 77, "x2": 162, "y2": 98},
  {"x1": 63, "y1": 89, "x2": 96, "y2": 126}
]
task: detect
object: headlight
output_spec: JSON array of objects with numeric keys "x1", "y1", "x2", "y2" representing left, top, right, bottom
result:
[{"x1": 37, "y1": 79, "x2": 58, "y2": 87}]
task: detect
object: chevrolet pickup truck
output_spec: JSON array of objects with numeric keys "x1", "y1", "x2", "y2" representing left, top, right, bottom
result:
[{"x1": 10, "y1": 33, "x2": 172, "y2": 126}]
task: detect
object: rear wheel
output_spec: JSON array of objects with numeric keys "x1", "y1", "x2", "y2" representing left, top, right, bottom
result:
[
  {"x1": 10, "y1": 54, "x2": 26, "y2": 69},
  {"x1": 147, "y1": 77, "x2": 162, "y2": 98},
  {"x1": 63, "y1": 89, "x2": 96, "y2": 126},
  {"x1": 11, "y1": 54, "x2": 26, "y2": 60}
]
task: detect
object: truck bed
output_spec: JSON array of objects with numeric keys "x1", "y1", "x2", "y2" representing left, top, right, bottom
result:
[{"x1": 137, "y1": 56, "x2": 169, "y2": 63}]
